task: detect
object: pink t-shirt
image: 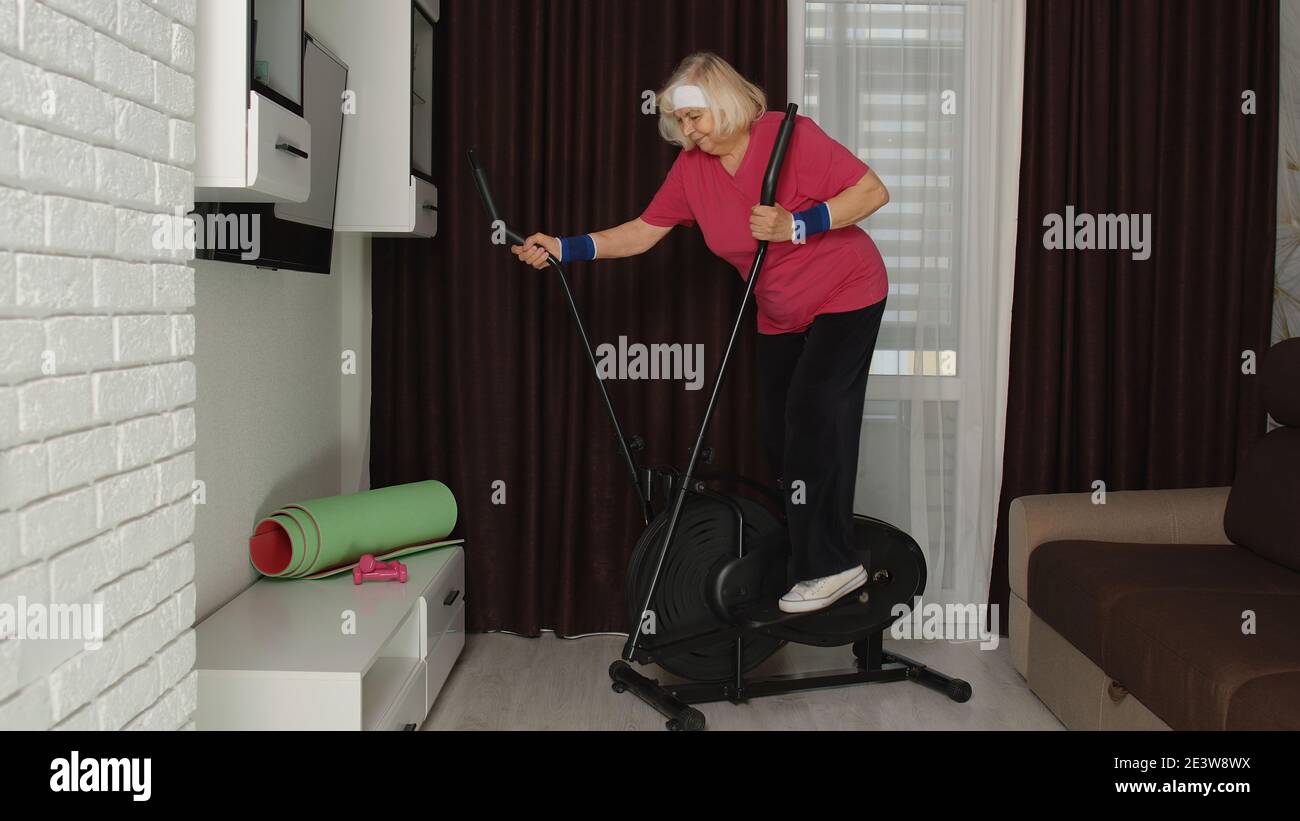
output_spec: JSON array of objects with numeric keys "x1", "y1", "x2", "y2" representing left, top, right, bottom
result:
[{"x1": 640, "y1": 111, "x2": 888, "y2": 334}]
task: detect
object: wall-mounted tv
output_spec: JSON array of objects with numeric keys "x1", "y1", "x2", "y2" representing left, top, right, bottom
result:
[{"x1": 195, "y1": 32, "x2": 347, "y2": 274}]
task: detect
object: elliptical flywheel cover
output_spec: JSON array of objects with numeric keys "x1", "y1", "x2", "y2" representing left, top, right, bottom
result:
[{"x1": 625, "y1": 493, "x2": 785, "y2": 682}]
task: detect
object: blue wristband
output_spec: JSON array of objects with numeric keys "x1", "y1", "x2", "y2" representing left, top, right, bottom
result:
[
  {"x1": 792, "y1": 202, "x2": 832, "y2": 240},
  {"x1": 558, "y1": 234, "x2": 596, "y2": 262}
]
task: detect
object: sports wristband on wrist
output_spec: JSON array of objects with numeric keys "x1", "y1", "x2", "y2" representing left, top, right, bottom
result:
[
  {"x1": 791, "y1": 202, "x2": 832, "y2": 241},
  {"x1": 558, "y1": 234, "x2": 597, "y2": 262}
]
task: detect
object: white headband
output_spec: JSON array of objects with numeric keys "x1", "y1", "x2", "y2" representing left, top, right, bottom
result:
[{"x1": 671, "y1": 84, "x2": 709, "y2": 110}]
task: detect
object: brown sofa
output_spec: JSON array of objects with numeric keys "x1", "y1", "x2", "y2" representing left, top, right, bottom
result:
[{"x1": 1008, "y1": 338, "x2": 1300, "y2": 730}]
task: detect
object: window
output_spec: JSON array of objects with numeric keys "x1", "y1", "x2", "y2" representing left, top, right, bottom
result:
[
  {"x1": 795, "y1": 1, "x2": 970, "y2": 589},
  {"x1": 800, "y1": 1, "x2": 963, "y2": 379}
]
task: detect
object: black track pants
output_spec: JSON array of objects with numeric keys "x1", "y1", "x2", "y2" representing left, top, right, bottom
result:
[{"x1": 757, "y1": 299, "x2": 886, "y2": 585}]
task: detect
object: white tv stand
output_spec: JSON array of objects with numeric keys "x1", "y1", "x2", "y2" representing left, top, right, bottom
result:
[{"x1": 196, "y1": 547, "x2": 465, "y2": 730}]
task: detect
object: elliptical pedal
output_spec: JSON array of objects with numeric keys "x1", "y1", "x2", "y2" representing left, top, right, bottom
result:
[{"x1": 733, "y1": 582, "x2": 873, "y2": 628}]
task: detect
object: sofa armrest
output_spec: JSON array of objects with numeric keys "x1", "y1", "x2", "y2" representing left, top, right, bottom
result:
[{"x1": 1008, "y1": 486, "x2": 1232, "y2": 600}]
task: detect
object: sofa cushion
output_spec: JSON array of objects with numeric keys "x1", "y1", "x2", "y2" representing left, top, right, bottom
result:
[
  {"x1": 1105, "y1": 590, "x2": 1300, "y2": 730},
  {"x1": 1027, "y1": 541, "x2": 1300, "y2": 666},
  {"x1": 1226, "y1": 671, "x2": 1300, "y2": 730},
  {"x1": 1224, "y1": 427, "x2": 1300, "y2": 572},
  {"x1": 1260, "y1": 336, "x2": 1300, "y2": 426}
]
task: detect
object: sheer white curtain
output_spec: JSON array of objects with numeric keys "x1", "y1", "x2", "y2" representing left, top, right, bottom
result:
[
  {"x1": 788, "y1": 1, "x2": 1024, "y2": 608},
  {"x1": 1277, "y1": 0, "x2": 1300, "y2": 352}
]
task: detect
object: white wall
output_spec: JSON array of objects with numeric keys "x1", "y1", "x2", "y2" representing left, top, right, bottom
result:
[
  {"x1": 0, "y1": 0, "x2": 199, "y2": 730},
  {"x1": 338, "y1": 232, "x2": 371, "y2": 493},
  {"x1": 192, "y1": 232, "x2": 371, "y2": 622}
]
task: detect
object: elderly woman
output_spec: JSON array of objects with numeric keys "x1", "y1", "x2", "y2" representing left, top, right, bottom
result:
[{"x1": 512, "y1": 52, "x2": 890, "y2": 614}]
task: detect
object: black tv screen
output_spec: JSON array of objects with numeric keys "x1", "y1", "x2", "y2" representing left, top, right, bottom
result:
[{"x1": 192, "y1": 200, "x2": 334, "y2": 273}]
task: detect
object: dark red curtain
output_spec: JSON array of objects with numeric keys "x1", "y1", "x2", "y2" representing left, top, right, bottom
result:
[
  {"x1": 370, "y1": 0, "x2": 787, "y2": 635},
  {"x1": 988, "y1": 0, "x2": 1279, "y2": 633}
]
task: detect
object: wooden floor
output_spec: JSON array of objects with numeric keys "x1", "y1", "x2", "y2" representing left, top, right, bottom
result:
[{"x1": 421, "y1": 631, "x2": 1064, "y2": 731}]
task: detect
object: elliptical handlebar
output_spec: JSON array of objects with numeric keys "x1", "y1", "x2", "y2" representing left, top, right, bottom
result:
[
  {"x1": 760, "y1": 104, "x2": 798, "y2": 207},
  {"x1": 467, "y1": 148, "x2": 530, "y2": 250},
  {"x1": 467, "y1": 148, "x2": 566, "y2": 265},
  {"x1": 465, "y1": 147, "x2": 651, "y2": 524}
]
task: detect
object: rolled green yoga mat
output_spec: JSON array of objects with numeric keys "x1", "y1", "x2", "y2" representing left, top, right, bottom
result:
[{"x1": 249, "y1": 480, "x2": 458, "y2": 578}]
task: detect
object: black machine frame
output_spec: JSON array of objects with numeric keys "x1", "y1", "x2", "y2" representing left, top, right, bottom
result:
[{"x1": 468, "y1": 104, "x2": 971, "y2": 730}]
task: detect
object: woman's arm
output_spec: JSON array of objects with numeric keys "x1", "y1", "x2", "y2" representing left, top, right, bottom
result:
[
  {"x1": 512, "y1": 219, "x2": 673, "y2": 269},
  {"x1": 748, "y1": 168, "x2": 891, "y2": 242},
  {"x1": 592, "y1": 218, "x2": 674, "y2": 259},
  {"x1": 823, "y1": 168, "x2": 890, "y2": 227}
]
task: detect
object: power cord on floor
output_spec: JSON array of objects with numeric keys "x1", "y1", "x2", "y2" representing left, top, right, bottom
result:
[{"x1": 480, "y1": 627, "x2": 632, "y2": 640}]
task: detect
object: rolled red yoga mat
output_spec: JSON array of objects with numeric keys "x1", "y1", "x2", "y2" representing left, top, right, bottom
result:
[{"x1": 249, "y1": 480, "x2": 459, "y2": 578}]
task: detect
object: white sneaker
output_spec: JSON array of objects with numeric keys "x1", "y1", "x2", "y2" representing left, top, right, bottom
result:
[{"x1": 779, "y1": 564, "x2": 868, "y2": 613}]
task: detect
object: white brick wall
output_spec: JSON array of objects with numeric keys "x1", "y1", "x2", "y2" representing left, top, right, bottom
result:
[{"x1": 1, "y1": 0, "x2": 196, "y2": 731}]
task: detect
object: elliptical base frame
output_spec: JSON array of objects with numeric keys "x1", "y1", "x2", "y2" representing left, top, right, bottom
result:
[{"x1": 610, "y1": 632, "x2": 972, "y2": 732}]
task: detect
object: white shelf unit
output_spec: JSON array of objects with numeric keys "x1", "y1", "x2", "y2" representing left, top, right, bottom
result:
[
  {"x1": 196, "y1": 547, "x2": 465, "y2": 730},
  {"x1": 196, "y1": 0, "x2": 312, "y2": 203},
  {"x1": 306, "y1": 0, "x2": 439, "y2": 237}
]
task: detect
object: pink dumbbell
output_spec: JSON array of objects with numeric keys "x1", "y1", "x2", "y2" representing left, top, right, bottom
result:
[{"x1": 352, "y1": 554, "x2": 409, "y2": 585}]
